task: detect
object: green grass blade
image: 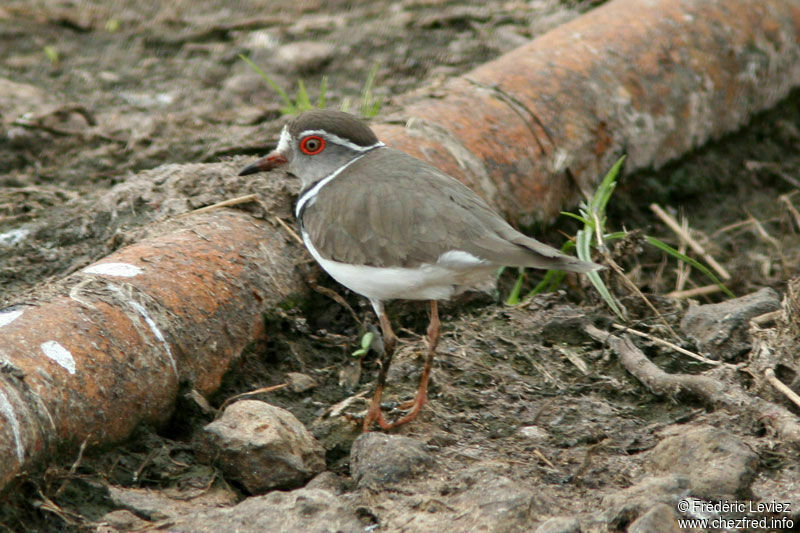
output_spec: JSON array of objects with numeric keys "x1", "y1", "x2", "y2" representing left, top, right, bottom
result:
[
  {"x1": 604, "y1": 231, "x2": 628, "y2": 241},
  {"x1": 590, "y1": 156, "x2": 625, "y2": 214},
  {"x1": 646, "y1": 236, "x2": 735, "y2": 297},
  {"x1": 239, "y1": 54, "x2": 294, "y2": 112},
  {"x1": 505, "y1": 268, "x2": 525, "y2": 305},
  {"x1": 296, "y1": 79, "x2": 312, "y2": 111},
  {"x1": 360, "y1": 62, "x2": 382, "y2": 117},
  {"x1": 525, "y1": 270, "x2": 565, "y2": 298},
  {"x1": 560, "y1": 211, "x2": 591, "y2": 225},
  {"x1": 578, "y1": 227, "x2": 625, "y2": 319}
]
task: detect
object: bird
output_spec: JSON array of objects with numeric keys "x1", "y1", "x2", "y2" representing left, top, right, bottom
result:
[{"x1": 239, "y1": 109, "x2": 601, "y2": 431}]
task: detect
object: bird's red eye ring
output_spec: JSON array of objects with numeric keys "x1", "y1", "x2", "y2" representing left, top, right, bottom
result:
[{"x1": 300, "y1": 135, "x2": 326, "y2": 155}]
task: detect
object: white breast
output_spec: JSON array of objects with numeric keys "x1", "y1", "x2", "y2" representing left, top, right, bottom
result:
[{"x1": 301, "y1": 231, "x2": 495, "y2": 301}]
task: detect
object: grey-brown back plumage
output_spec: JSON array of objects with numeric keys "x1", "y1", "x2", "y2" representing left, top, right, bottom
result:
[{"x1": 301, "y1": 147, "x2": 598, "y2": 273}]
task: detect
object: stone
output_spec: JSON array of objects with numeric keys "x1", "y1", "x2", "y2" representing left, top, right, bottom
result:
[
  {"x1": 680, "y1": 287, "x2": 780, "y2": 360},
  {"x1": 195, "y1": 400, "x2": 325, "y2": 493},
  {"x1": 287, "y1": 371, "x2": 317, "y2": 393},
  {"x1": 167, "y1": 488, "x2": 361, "y2": 533},
  {"x1": 628, "y1": 503, "x2": 680, "y2": 533},
  {"x1": 534, "y1": 516, "x2": 581, "y2": 533},
  {"x1": 350, "y1": 432, "x2": 433, "y2": 488},
  {"x1": 602, "y1": 475, "x2": 690, "y2": 528},
  {"x1": 95, "y1": 509, "x2": 151, "y2": 532},
  {"x1": 645, "y1": 425, "x2": 758, "y2": 499},
  {"x1": 305, "y1": 471, "x2": 343, "y2": 494},
  {"x1": 276, "y1": 41, "x2": 336, "y2": 74},
  {"x1": 450, "y1": 472, "x2": 540, "y2": 533},
  {"x1": 106, "y1": 485, "x2": 237, "y2": 521}
]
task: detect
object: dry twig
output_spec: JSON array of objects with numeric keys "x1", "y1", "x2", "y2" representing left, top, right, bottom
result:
[
  {"x1": 218, "y1": 383, "x2": 289, "y2": 413},
  {"x1": 764, "y1": 368, "x2": 800, "y2": 410},
  {"x1": 666, "y1": 284, "x2": 724, "y2": 300},
  {"x1": 779, "y1": 193, "x2": 800, "y2": 233},
  {"x1": 175, "y1": 194, "x2": 259, "y2": 218},
  {"x1": 650, "y1": 203, "x2": 731, "y2": 280},
  {"x1": 585, "y1": 324, "x2": 800, "y2": 447},
  {"x1": 273, "y1": 215, "x2": 304, "y2": 245},
  {"x1": 54, "y1": 439, "x2": 88, "y2": 497},
  {"x1": 610, "y1": 323, "x2": 723, "y2": 367}
]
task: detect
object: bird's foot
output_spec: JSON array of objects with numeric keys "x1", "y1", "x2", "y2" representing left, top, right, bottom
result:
[{"x1": 362, "y1": 386, "x2": 428, "y2": 432}]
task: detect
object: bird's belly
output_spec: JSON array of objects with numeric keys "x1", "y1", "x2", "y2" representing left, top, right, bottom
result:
[{"x1": 302, "y1": 234, "x2": 495, "y2": 301}]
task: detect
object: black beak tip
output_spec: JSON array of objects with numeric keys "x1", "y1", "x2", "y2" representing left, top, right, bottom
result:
[{"x1": 238, "y1": 163, "x2": 260, "y2": 176}]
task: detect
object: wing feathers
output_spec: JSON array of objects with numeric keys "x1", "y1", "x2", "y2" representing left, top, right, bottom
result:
[{"x1": 303, "y1": 148, "x2": 601, "y2": 272}]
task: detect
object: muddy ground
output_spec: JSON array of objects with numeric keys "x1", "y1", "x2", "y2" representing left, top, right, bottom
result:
[{"x1": 2, "y1": 0, "x2": 800, "y2": 531}]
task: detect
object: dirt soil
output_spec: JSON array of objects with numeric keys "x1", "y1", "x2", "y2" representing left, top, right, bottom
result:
[{"x1": 2, "y1": 1, "x2": 800, "y2": 532}]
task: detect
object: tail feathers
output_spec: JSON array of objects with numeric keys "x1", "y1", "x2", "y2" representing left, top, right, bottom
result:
[
  {"x1": 515, "y1": 237, "x2": 603, "y2": 273},
  {"x1": 545, "y1": 255, "x2": 604, "y2": 273}
]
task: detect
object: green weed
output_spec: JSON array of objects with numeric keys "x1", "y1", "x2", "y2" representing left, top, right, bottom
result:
[
  {"x1": 240, "y1": 54, "x2": 380, "y2": 117},
  {"x1": 506, "y1": 156, "x2": 733, "y2": 317}
]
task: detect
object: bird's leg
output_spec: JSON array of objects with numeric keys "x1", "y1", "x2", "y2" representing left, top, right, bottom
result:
[
  {"x1": 363, "y1": 300, "x2": 397, "y2": 431},
  {"x1": 389, "y1": 300, "x2": 439, "y2": 426}
]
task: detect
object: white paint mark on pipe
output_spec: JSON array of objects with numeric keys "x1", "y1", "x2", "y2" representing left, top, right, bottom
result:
[
  {"x1": 0, "y1": 309, "x2": 23, "y2": 328},
  {"x1": 128, "y1": 300, "x2": 178, "y2": 378},
  {"x1": 106, "y1": 285, "x2": 178, "y2": 378},
  {"x1": 40, "y1": 341, "x2": 77, "y2": 374},
  {"x1": 0, "y1": 228, "x2": 29, "y2": 247},
  {"x1": 82, "y1": 262, "x2": 142, "y2": 277},
  {"x1": 0, "y1": 389, "x2": 24, "y2": 463}
]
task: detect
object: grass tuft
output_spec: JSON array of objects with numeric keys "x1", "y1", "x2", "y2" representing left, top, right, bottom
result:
[{"x1": 240, "y1": 55, "x2": 380, "y2": 117}]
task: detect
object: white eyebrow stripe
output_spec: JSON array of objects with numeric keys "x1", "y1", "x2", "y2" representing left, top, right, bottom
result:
[{"x1": 297, "y1": 129, "x2": 384, "y2": 152}]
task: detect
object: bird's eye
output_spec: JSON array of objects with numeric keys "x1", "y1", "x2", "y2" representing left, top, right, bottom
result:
[{"x1": 300, "y1": 135, "x2": 326, "y2": 155}]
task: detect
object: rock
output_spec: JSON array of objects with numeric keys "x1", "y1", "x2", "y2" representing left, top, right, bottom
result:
[
  {"x1": 168, "y1": 488, "x2": 361, "y2": 533},
  {"x1": 399, "y1": 466, "x2": 549, "y2": 532},
  {"x1": 450, "y1": 473, "x2": 541, "y2": 533},
  {"x1": 287, "y1": 371, "x2": 317, "y2": 393},
  {"x1": 534, "y1": 516, "x2": 581, "y2": 533},
  {"x1": 195, "y1": 400, "x2": 325, "y2": 493},
  {"x1": 602, "y1": 475, "x2": 690, "y2": 528},
  {"x1": 628, "y1": 503, "x2": 680, "y2": 533},
  {"x1": 276, "y1": 41, "x2": 336, "y2": 73},
  {"x1": 95, "y1": 509, "x2": 152, "y2": 532},
  {"x1": 680, "y1": 287, "x2": 780, "y2": 360},
  {"x1": 646, "y1": 425, "x2": 757, "y2": 499},
  {"x1": 305, "y1": 471, "x2": 343, "y2": 494},
  {"x1": 517, "y1": 425, "x2": 549, "y2": 442},
  {"x1": 350, "y1": 432, "x2": 433, "y2": 488},
  {"x1": 0, "y1": 78, "x2": 50, "y2": 126},
  {"x1": 107, "y1": 485, "x2": 237, "y2": 521}
]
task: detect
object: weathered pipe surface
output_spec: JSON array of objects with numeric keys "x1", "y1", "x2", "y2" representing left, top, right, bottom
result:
[
  {"x1": 374, "y1": 0, "x2": 800, "y2": 224},
  {"x1": 0, "y1": 211, "x2": 301, "y2": 490}
]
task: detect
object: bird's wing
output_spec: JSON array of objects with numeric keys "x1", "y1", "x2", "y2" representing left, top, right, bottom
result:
[{"x1": 302, "y1": 148, "x2": 597, "y2": 272}]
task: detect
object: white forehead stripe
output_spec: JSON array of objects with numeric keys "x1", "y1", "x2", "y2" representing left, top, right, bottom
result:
[
  {"x1": 83, "y1": 262, "x2": 142, "y2": 277},
  {"x1": 276, "y1": 125, "x2": 291, "y2": 153},
  {"x1": 297, "y1": 129, "x2": 384, "y2": 153}
]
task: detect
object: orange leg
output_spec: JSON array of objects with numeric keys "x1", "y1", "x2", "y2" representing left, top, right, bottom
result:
[
  {"x1": 363, "y1": 300, "x2": 398, "y2": 431},
  {"x1": 362, "y1": 300, "x2": 440, "y2": 431}
]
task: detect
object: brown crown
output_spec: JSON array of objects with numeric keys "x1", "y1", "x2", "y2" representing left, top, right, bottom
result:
[{"x1": 287, "y1": 109, "x2": 379, "y2": 147}]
